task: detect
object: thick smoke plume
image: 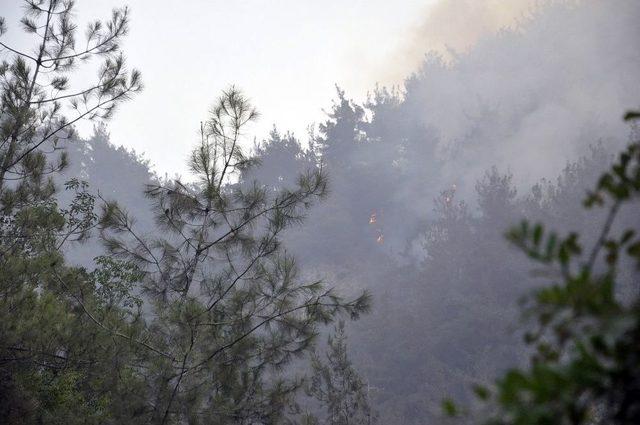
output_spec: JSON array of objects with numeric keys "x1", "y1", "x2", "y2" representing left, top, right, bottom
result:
[{"x1": 379, "y1": 0, "x2": 544, "y2": 85}]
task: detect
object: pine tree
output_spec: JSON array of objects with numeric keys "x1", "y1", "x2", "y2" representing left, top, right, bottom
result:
[
  {"x1": 0, "y1": 0, "x2": 141, "y2": 193},
  {"x1": 99, "y1": 87, "x2": 371, "y2": 424},
  {"x1": 0, "y1": 1, "x2": 147, "y2": 423},
  {"x1": 305, "y1": 321, "x2": 377, "y2": 425}
]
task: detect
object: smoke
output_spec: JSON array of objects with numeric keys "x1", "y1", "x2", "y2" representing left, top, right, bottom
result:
[
  {"x1": 57, "y1": 2, "x2": 640, "y2": 423},
  {"x1": 371, "y1": 0, "x2": 640, "y2": 246},
  {"x1": 302, "y1": 4, "x2": 640, "y2": 421},
  {"x1": 378, "y1": 0, "x2": 546, "y2": 86}
]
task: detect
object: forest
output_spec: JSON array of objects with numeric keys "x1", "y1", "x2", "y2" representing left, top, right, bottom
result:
[{"x1": 0, "y1": 0, "x2": 639, "y2": 424}]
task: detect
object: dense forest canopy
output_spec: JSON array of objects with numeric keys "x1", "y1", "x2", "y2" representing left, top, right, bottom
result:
[{"x1": 1, "y1": 0, "x2": 638, "y2": 424}]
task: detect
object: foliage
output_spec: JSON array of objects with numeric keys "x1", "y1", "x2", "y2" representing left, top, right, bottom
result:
[
  {"x1": 445, "y1": 111, "x2": 640, "y2": 424},
  {"x1": 304, "y1": 321, "x2": 378, "y2": 425},
  {"x1": 98, "y1": 87, "x2": 371, "y2": 423},
  {"x1": 0, "y1": 0, "x2": 141, "y2": 190},
  {"x1": 2, "y1": 1, "x2": 637, "y2": 424},
  {"x1": 244, "y1": 81, "x2": 634, "y2": 424},
  {"x1": 0, "y1": 1, "x2": 147, "y2": 423},
  {"x1": 1, "y1": 2, "x2": 369, "y2": 423}
]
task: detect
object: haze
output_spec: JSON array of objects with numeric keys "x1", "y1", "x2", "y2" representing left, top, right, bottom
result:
[{"x1": 1, "y1": 0, "x2": 638, "y2": 424}]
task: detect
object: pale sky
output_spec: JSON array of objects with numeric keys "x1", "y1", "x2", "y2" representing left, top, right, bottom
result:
[
  {"x1": 2, "y1": 0, "x2": 440, "y2": 175},
  {"x1": 1, "y1": 0, "x2": 536, "y2": 176}
]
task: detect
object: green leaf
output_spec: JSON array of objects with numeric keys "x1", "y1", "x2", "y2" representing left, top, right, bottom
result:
[
  {"x1": 533, "y1": 224, "x2": 543, "y2": 246},
  {"x1": 472, "y1": 384, "x2": 491, "y2": 400},
  {"x1": 621, "y1": 229, "x2": 635, "y2": 244},
  {"x1": 442, "y1": 398, "x2": 458, "y2": 417},
  {"x1": 623, "y1": 110, "x2": 640, "y2": 121}
]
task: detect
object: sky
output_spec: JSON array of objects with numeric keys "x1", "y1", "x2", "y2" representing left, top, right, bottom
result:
[{"x1": 1, "y1": 0, "x2": 538, "y2": 176}]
